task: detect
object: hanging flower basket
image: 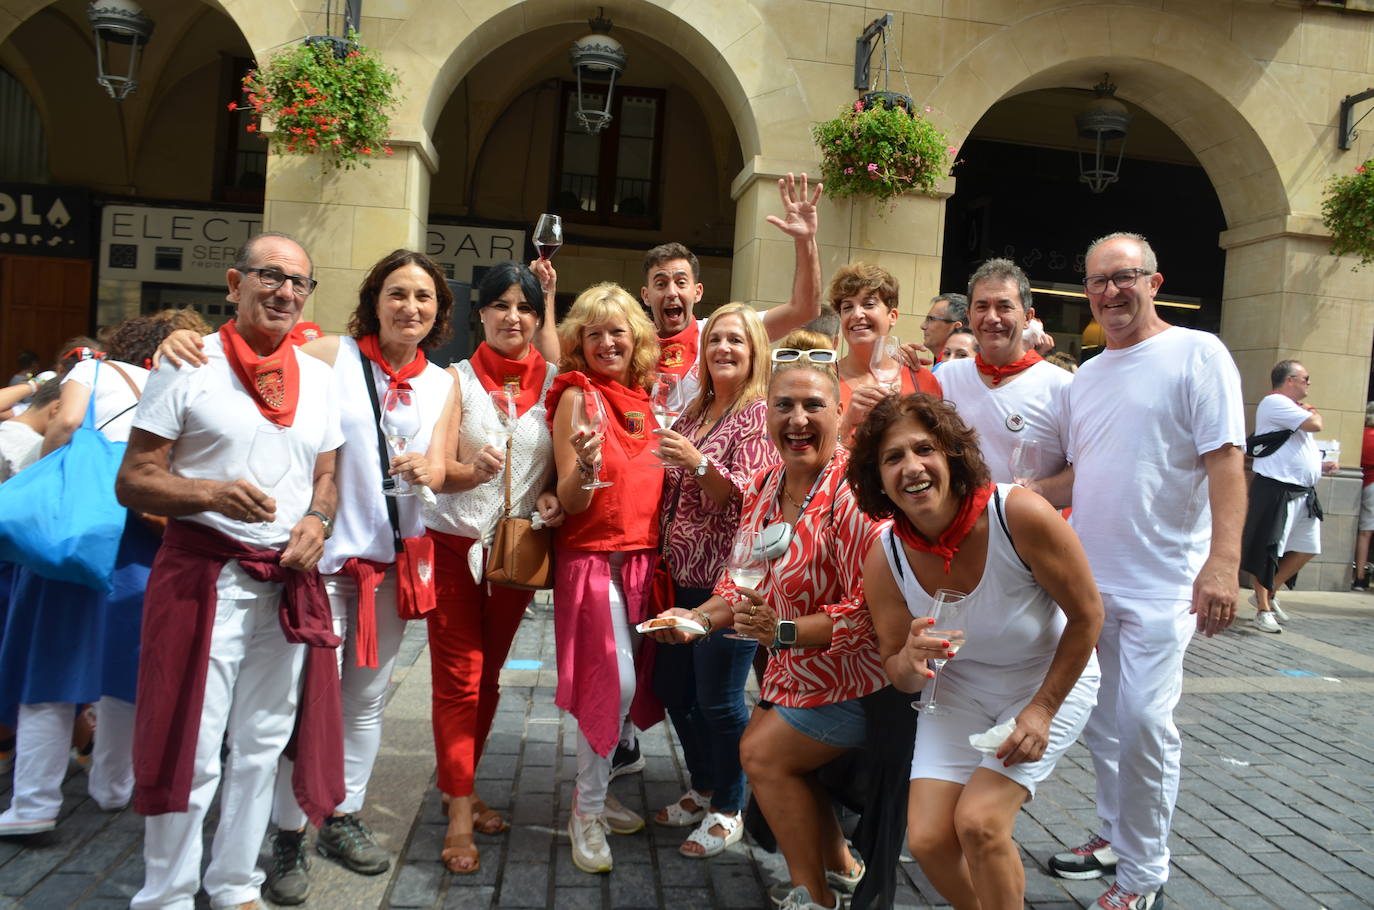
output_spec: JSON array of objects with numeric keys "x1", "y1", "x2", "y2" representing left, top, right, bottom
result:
[
  {"x1": 1320, "y1": 159, "x2": 1374, "y2": 269},
  {"x1": 812, "y1": 94, "x2": 955, "y2": 205},
  {"x1": 231, "y1": 31, "x2": 400, "y2": 172}
]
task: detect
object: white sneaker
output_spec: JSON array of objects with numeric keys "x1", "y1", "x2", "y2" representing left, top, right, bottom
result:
[
  {"x1": 1270, "y1": 601, "x2": 1289, "y2": 623},
  {"x1": 778, "y1": 885, "x2": 840, "y2": 909},
  {"x1": 568, "y1": 811, "x2": 613, "y2": 874},
  {"x1": 1254, "y1": 611, "x2": 1282, "y2": 634},
  {"x1": 0, "y1": 810, "x2": 57, "y2": 836},
  {"x1": 601, "y1": 794, "x2": 645, "y2": 834}
]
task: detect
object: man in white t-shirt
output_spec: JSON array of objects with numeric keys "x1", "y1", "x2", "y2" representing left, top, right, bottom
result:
[
  {"x1": 117, "y1": 232, "x2": 345, "y2": 910},
  {"x1": 937, "y1": 259, "x2": 1071, "y2": 483},
  {"x1": 1241, "y1": 360, "x2": 1332, "y2": 633},
  {"x1": 1032, "y1": 233, "x2": 1245, "y2": 910}
]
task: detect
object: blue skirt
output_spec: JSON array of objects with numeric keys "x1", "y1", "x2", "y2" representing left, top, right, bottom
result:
[{"x1": 0, "y1": 517, "x2": 159, "y2": 726}]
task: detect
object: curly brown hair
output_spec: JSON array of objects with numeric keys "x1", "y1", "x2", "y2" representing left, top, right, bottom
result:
[
  {"x1": 148, "y1": 307, "x2": 212, "y2": 336},
  {"x1": 846, "y1": 393, "x2": 990, "y2": 520},
  {"x1": 104, "y1": 316, "x2": 175, "y2": 367},
  {"x1": 827, "y1": 262, "x2": 898, "y2": 313},
  {"x1": 347, "y1": 249, "x2": 454, "y2": 351}
]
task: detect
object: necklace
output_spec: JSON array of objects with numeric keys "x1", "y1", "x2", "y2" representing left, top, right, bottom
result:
[{"x1": 781, "y1": 485, "x2": 807, "y2": 509}]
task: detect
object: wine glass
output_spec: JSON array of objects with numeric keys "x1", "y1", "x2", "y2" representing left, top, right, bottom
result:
[
  {"x1": 484, "y1": 390, "x2": 517, "y2": 482},
  {"x1": 246, "y1": 425, "x2": 290, "y2": 531},
  {"x1": 380, "y1": 388, "x2": 422, "y2": 496},
  {"x1": 650, "y1": 372, "x2": 681, "y2": 467},
  {"x1": 724, "y1": 528, "x2": 768, "y2": 641},
  {"x1": 1009, "y1": 438, "x2": 1040, "y2": 484},
  {"x1": 913, "y1": 589, "x2": 969, "y2": 715},
  {"x1": 533, "y1": 213, "x2": 563, "y2": 261},
  {"x1": 572, "y1": 387, "x2": 612, "y2": 491},
  {"x1": 870, "y1": 334, "x2": 901, "y2": 393}
]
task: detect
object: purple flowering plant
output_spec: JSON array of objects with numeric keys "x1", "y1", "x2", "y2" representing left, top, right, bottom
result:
[{"x1": 811, "y1": 96, "x2": 953, "y2": 205}]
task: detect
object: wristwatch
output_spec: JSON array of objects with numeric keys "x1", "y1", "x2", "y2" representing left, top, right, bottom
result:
[
  {"x1": 305, "y1": 509, "x2": 334, "y2": 539},
  {"x1": 694, "y1": 456, "x2": 709, "y2": 477},
  {"x1": 773, "y1": 619, "x2": 798, "y2": 650}
]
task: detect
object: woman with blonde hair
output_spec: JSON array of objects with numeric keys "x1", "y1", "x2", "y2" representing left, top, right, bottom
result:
[
  {"x1": 647, "y1": 303, "x2": 780, "y2": 857},
  {"x1": 545, "y1": 282, "x2": 665, "y2": 874}
]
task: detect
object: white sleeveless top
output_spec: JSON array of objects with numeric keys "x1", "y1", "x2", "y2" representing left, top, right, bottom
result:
[
  {"x1": 882, "y1": 483, "x2": 1082, "y2": 701},
  {"x1": 319, "y1": 337, "x2": 454, "y2": 576},
  {"x1": 422, "y1": 358, "x2": 557, "y2": 562}
]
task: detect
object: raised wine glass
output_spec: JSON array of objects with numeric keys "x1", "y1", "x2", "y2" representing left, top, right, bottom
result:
[
  {"x1": 870, "y1": 334, "x2": 901, "y2": 393},
  {"x1": 533, "y1": 213, "x2": 563, "y2": 261},
  {"x1": 246, "y1": 425, "x2": 290, "y2": 531},
  {"x1": 912, "y1": 588, "x2": 969, "y2": 715},
  {"x1": 572, "y1": 387, "x2": 612, "y2": 490},
  {"x1": 380, "y1": 388, "x2": 421, "y2": 496},
  {"x1": 724, "y1": 527, "x2": 768, "y2": 641},
  {"x1": 650, "y1": 372, "x2": 681, "y2": 467}
]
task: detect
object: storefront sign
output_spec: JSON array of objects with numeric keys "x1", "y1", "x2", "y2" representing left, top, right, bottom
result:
[
  {"x1": 99, "y1": 204, "x2": 263, "y2": 284},
  {"x1": 426, "y1": 224, "x2": 525, "y2": 286},
  {"x1": 0, "y1": 183, "x2": 90, "y2": 258}
]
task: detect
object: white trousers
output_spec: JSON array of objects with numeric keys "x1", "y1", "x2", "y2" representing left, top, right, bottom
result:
[
  {"x1": 1080, "y1": 593, "x2": 1194, "y2": 893},
  {"x1": 0, "y1": 697, "x2": 135, "y2": 822},
  {"x1": 574, "y1": 553, "x2": 637, "y2": 817},
  {"x1": 274, "y1": 572, "x2": 407, "y2": 829},
  {"x1": 132, "y1": 588, "x2": 305, "y2": 910}
]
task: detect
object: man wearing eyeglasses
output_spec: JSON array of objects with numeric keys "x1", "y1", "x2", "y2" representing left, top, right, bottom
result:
[
  {"x1": 919, "y1": 292, "x2": 967, "y2": 370},
  {"x1": 1034, "y1": 232, "x2": 1245, "y2": 910},
  {"x1": 1240, "y1": 361, "x2": 1331, "y2": 634},
  {"x1": 118, "y1": 232, "x2": 345, "y2": 910}
]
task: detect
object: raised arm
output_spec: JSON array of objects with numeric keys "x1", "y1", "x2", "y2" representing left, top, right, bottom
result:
[
  {"x1": 1191, "y1": 443, "x2": 1245, "y2": 637},
  {"x1": 760, "y1": 173, "x2": 823, "y2": 343},
  {"x1": 530, "y1": 258, "x2": 561, "y2": 364}
]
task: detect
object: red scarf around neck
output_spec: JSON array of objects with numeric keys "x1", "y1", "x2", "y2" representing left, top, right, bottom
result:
[
  {"x1": 219, "y1": 320, "x2": 300, "y2": 428},
  {"x1": 544, "y1": 370, "x2": 654, "y2": 457},
  {"x1": 470, "y1": 341, "x2": 546, "y2": 417},
  {"x1": 893, "y1": 482, "x2": 995, "y2": 573},
  {"x1": 975, "y1": 349, "x2": 1043, "y2": 385},
  {"x1": 357, "y1": 333, "x2": 427, "y2": 407},
  {"x1": 656, "y1": 318, "x2": 699, "y2": 378}
]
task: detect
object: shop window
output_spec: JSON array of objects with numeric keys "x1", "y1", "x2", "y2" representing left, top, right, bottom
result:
[
  {"x1": 220, "y1": 57, "x2": 266, "y2": 204},
  {"x1": 552, "y1": 84, "x2": 664, "y2": 228}
]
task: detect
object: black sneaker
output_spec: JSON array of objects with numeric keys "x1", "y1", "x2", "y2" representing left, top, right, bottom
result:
[
  {"x1": 1048, "y1": 835, "x2": 1118, "y2": 880},
  {"x1": 264, "y1": 829, "x2": 311, "y2": 905},
  {"x1": 609, "y1": 741, "x2": 644, "y2": 780},
  {"x1": 1353, "y1": 577, "x2": 1369, "y2": 591},
  {"x1": 316, "y1": 813, "x2": 390, "y2": 875}
]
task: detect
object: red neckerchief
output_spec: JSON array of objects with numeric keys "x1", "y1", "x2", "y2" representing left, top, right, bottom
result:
[
  {"x1": 544, "y1": 370, "x2": 654, "y2": 457},
  {"x1": 893, "y1": 482, "x2": 995, "y2": 573},
  {"x1": 656, "y1": 318, "x2": 699, "y2": 377},
  {"x1": 219, "y1": 319, "x2": 300, "y2": 428},
  {"x1": 286, "y1": 321, "x2": 323, "y2": 347},
  {"x1": 470, "y1": 341, "x2": 546, "y2": 417},
  {"x1": 975, "y1": 349, "x2": 1043, "y2": 385},
  {"x1": 357, "y1": 333, "x2": 427, "y2": 407}
]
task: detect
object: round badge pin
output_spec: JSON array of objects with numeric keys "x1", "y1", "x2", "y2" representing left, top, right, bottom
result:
[{"x1": 1005, "y1": 413, "x2": 1026, "y2": 432}]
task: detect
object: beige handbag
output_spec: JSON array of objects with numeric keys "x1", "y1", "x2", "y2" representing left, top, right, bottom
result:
[{"x1": 483, "y1": 439, "x2": 553, "y2": 590}]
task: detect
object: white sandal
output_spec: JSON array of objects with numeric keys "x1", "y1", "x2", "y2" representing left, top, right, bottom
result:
[
  {"x1": 654, "y1": 789, "x2": 709, "y2": 828},
  {"x1": 679, "y1": 810, "x2": 744, "y2": 858}
]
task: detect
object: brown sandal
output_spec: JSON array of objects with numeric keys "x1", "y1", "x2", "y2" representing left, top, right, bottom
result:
[
  {"x1": 442, "y1": 833, "x2": 480, "y2": 874},
  {"x1": 473, "y1": 798, "x2": 509, "y2": 835}
]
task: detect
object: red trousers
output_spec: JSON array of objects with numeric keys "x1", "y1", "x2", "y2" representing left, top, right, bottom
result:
[{"x1": 427, "y1": 530, "x2": 532, "y2": 797}]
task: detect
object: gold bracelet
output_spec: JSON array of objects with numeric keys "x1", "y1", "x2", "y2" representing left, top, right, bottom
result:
[{"x1": 692, "y1": 609, "x2": 713, "y2": 633}]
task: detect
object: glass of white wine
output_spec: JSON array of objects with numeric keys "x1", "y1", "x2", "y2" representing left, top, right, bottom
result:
[
  {"x1": 650, "y1": 372, "x2": 681, "y2": 467},
  {"x1": 1009, "y1": 438, "x2": 1040, "y2": 484},
  {"x1": 724, "y1": 527, "x2": 767, "y2": 641},
  {"x1": 485, "y1": 390, "x2": 517, "y2": 481},
  {"x1": 573, "y1": 387, "x2": 612, "y2": 491},
  {"x1": 913, "y1": 588, "x2": 969, "y2": 715},
  {"x1": 246, "y1": 425, "x2": 290, "y2": 531},
  {"x1": 380, "y1": 388, "x2": 421, "y2": 496}
]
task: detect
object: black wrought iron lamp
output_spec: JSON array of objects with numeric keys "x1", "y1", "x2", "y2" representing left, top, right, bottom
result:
[{"x1": 86, "y1": 0, "x2": 154, "y2": 101}]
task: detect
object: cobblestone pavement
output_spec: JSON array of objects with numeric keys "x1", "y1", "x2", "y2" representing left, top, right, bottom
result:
[{"x1": 2, "y1": 591, "x2": 1372, "y2": 909}]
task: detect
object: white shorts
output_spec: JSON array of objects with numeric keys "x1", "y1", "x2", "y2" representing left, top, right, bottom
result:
[
  {"x1": 910, "y1": 657, "x2": 1100, "y2": 799},
  {"x1": 1360, "y1": 484, "x2": 1374, "y2": 533},
  {"x1": 1278, "y1": 496, "x2": 1321, "y2": 555}
]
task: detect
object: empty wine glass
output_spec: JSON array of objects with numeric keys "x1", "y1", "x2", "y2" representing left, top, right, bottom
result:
[
  {"x1": 484, "y1": 390, "x2": 517, "y2": 482},
  {"x1": 870, "y1": 334, "x2": 901, "y2": 393},
  {"x1": 650, "y1": 372, "x2": 681, "y2": 467},
  {"x1": 533, "y1": 213, "x2": 563, "y2": 261},
  {"x1": 572, "y1": 387, "x2": 612, "y2": 491},
  {"x1": 380, "y1": 388, "x2": 421, "y2": 496},
  {"x1": 1009, "y1": 438, "x2": 1040, "y2": 483},
  {"x1": 724, "y1": 527, "x2": 768, "y2": 641},
  {"x1": 913, "y1": 588, "x2": 969, "y2": 715},
  {"x1": 246, "y1": 425, "x2": 290, "y2": 530}
]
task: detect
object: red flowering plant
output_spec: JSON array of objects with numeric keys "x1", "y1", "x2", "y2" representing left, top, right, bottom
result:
[
  {"x1": 1321, "y1": 159, "x2": 1374, "y2": 269},
  {"x1": 231, "y1": 32, "x2": 399, "y2": 171},
  {"x1": 812, "y1": 93, "x2": 954, "y2": 206}
]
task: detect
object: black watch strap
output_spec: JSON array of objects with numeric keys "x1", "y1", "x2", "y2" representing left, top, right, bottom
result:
[{"x1": 305, "y1": 509, "x2": 334, "y2": 538}]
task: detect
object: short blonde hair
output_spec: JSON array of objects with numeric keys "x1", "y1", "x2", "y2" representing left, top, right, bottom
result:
[
  {"x1": 769, "y1": 328, "x2": 840, "y2": 399},
  {"x1": 558, "y1": 282, "x2": 660, "y2": 391},
  {"x1": 688, "y1": 303, "x2": 770, "y2": 419}
]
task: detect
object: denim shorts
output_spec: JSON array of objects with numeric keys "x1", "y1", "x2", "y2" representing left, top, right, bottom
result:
[{"x1": 774, "y1": 697, "x2": 867, "y2": 750}]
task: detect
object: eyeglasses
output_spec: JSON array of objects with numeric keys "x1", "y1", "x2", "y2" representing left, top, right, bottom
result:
[
  {"x1": 1082, "y1": 268, "x2": 1152, "y2": 294},
  {"x1": 922, "y1": 313, "x2": 957, "y2": 325},
  {"x1": 243, "y1": 266, "x2": 317, "y2": 297},
  {"x1": 771, "y1": 348, "x2": 838, "y2": 364},
  {"x1": 1290, "y1": 375, "x2": 1311, "y2": 385}
]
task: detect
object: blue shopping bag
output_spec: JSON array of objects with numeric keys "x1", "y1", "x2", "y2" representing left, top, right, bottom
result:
[{"x1": 0, "y1": 363, "x2": 130, "y2": 592}]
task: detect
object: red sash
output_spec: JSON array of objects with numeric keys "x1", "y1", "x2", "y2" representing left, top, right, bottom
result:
[
  {"x1": 219, "y1": 320, "x2": 300, "y2": 428},
  {"x1": 656, "y1": 318, "x2": 699, "y2": 378},
  {"x1": 975, "y1": 350, "x2": 1043, "y2": 386},
  {"x1": 893, "y1": 483, "x2": 995, "y2": 573},
  {"x1": 357, "y1": 334, "x2": 427, "y2": 406},
  {"x1": 470, "y1": 341, "x2": 547, "y2": 417}
]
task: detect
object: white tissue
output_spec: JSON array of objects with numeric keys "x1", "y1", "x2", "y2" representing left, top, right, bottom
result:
[{"x1": 968, "y1": 720, "x2": 1015, "y2": 756}]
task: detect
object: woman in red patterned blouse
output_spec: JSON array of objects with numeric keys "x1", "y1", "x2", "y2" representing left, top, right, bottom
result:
[{"x1": 648, "y1": 329, "x2": 887, "y2": 910}]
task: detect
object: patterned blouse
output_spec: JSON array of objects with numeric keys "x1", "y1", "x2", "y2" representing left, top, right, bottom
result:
[
  {"x1": 661, "y1": 398, "x2": 779, "y2": 589},
  {"x1": 712, "y1": 446, "x2": 889, "y2": 708}
]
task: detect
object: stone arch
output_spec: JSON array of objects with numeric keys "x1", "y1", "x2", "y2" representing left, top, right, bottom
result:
[{"x1": 925, "y1": 5, "x2": 1311, "y2": 230}]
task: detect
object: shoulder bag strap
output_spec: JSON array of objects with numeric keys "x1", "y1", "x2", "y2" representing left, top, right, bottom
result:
[
  {"x1": 96, "y1": 361, "x2": 143, "y2": 431},
  {"x1": 886, "y1": 526, "x2": 905, "y2": 581},
  {"x1": 502, "y1": 436, "x2": 514, "y2": 518},
  {"x1": 992, "y1": 486, "x2": 1032, "y2": 574},
  {"x1": 361, "y1": 351, "x2": 405, "y2": 554}
]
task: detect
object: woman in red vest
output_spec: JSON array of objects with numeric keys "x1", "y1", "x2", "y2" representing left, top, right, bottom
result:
[{"x1": 545, "y1": 283, "x2": 665, "y2": 875}]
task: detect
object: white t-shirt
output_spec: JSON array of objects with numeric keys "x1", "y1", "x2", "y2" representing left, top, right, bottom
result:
[
  {"x1": 0, "y1": 421, "x2": 42, "y2": 482},
  {"x1": 1067, "y1": 327, "x2": 1245, "y2": 600},
  {"x1": 1252, "y1": 393, "x2": 1319, "y2": 488},
  {"x1": 64, "y1": 359, "x2": 150, "y2": 444},
  {"x1": 938, "y1": 358, "x2": 1072, "y2": 484},
  {"x1": 133, "y1": 333, "x2": 344, "y2": 553}
]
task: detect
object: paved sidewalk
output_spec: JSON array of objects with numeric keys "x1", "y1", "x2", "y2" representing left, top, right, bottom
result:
[{"x1": 2, "y1": 590, "x2": 1373, "y2": 909}]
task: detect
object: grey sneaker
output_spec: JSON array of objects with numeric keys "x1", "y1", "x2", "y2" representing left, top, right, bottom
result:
[
  {"x1": 264, "y1": 829, "x2": 310, "y2": 905},
  {"x1": 1048, "y1": 834, "x2": 1118, "y2": 880},
  {"x1": 601, "y1": 794, "x2": 645, "y2": 834},
  {"x1": 778, "y1": 885, "x2": 840, "y2": 909},
  {"x1": 316, "y1": 813, "x2": 390, "y2": 875},
  {"x1": 1253, "y1": 611, "x2": 1281, "y2": 634},
  {"x1": 609, "y1": 740, "x2": 644, "y2": 780},
  {"x1": 769, "y1": 862, "x2": 862, "y2": 907},
  {"x1": 568, "y1": 811, "x2": 613, "y2": 873}
]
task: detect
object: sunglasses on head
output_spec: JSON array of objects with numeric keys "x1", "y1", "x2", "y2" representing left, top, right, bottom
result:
[
  {"x1": 62, "y1": 347, "x2": 103, "y2": 362},
  {"x1": 770, "y1": 348, "x2": 838, "y2": 365}
]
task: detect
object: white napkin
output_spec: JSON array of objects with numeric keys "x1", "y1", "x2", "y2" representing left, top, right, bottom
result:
[
  {"x1": 635, "y1": 616, "x2": 706, "y2": 635},
  {"x1": 968, "y1": 720, "x2": 1015, "y2": 756}
]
